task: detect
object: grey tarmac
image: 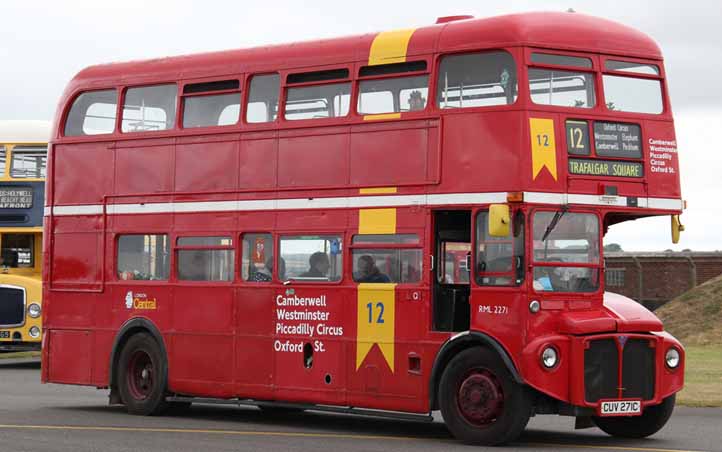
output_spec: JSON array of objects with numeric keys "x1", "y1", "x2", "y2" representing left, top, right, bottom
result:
[{"x1": 0, "y1": 359, "x2": 719, "y2": 452}]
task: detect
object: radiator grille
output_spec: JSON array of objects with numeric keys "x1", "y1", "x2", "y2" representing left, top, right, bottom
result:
[
  {"x1": 0, "y1": 287, "x2": 24, "y2": 326},
  {"x1": 622, "y1": 339, "x2": 656, "y2": 400},
  {"x1": 584, "y1": 337, "x2": 656, "y2": 403},
  {"x1": 584, "y1": 339, "x2": 618, "y2": 402}
]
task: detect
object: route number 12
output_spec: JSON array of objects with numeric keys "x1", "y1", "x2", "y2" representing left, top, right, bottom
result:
[{"x1": 367, "y1": 302, "x2": 385, "y2": 324}]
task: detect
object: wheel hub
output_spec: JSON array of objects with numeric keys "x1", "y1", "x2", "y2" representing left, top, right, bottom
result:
[
  {"x1": 127, "y1": 351, "x2": 154, "y2": 400},
  {"x1": 457, "y1": 369, "x2": 504, "y2": 427}
]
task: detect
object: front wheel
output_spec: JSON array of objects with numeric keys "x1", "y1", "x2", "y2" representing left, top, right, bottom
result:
[
  {"x1": 117, "y1": 332, "x2": 169, "y2": 415},
  {"x1": 593, "y1": 395, "x2": 676, "y2": 438},
  {"x1": 439, "y1": 347, "x2": 532, "y2": 445}
]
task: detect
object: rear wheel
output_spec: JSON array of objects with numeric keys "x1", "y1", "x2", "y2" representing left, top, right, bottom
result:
[
  {"x1": 117, "y1": 332, "x2": 169, "y2": 415},
  {"x1": 439, "y1": 347, "x2": 531, "y2": 445},
  {"x1": 593, "y1": 395, "x2": 675, "y2": 438}
]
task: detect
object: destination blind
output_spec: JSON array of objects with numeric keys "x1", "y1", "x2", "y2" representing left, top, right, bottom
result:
[
  {"x1": 593, "y1": 122, "x2": 642, "y2": 158},
  {"x1": 0, "y1": 187, "x2": 33, "y2": 209},
  {"x1": 568, "y1": 158, "x2": 643, "y2": 178}
]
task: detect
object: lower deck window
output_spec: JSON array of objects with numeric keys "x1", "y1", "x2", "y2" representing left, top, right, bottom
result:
[
  {"x1": 177, "y1": 236, "x2": 234, "y2": 281},
  {"x1": 280, "y1": 235, "x2": 342, "y2": 282},
  {"x1": 352, "y1": 249, "x2": 422, "y2": 283},
  {"x1": 117, "y1": 234, "x2": 169, "y2": 280}
]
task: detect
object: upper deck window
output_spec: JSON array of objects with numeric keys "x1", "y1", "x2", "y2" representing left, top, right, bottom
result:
[
  {"x1": 437, "y1": 51, "x2": 518, "y2": 109},
  {"x1": 121, "y1": 84, "x2": 177, "y2": 133},
  {"x1": 531, "y1": 53, "x2": 592, "y2": 69},
  {"x1": 182, "y1": 80, "x2": 241, "y2": 128},
  {"x1": 246, "y1": 74, "x2": 280, "y2": 123},
  {"x1": 10, "y1": 147, "x2": 47, "y2": 178},
  {"x1": 285, "y1": 82, "x2": 351, "y2": 120},
  {"x1": 529, "y1": 68, "x2": 596, "y2": 109},
  {"x1": 605, "y1": 60, "x2": 659, "y2": 75},
  {"x1": 358, "y1": 75, "x2": 429, "y2": 114},
  {"x1": 64, "y1": 89, "x2": 118, "y2": 136},
  {"x1": 0, "y1": 147, "x2": 5, "y2": 175},
  {"x1": 603, "y1": 74, "x2": 663, "y2": 114}
]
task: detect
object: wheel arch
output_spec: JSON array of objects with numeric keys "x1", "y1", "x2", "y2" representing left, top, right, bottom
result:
[
  {"x1": 429, "y1": 331, "x2": 524, "y2": 410},
  {"x1": 109, "y1": 318, "x2": 168, "y2": 391}
]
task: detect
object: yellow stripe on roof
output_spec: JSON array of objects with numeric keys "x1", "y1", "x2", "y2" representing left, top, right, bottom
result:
[{"x1": 368, "y1": 29, "x2": 416, "y2": 66}]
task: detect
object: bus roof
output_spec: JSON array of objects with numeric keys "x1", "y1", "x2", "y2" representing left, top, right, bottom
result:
[
  {"x1": 66, "y1": 12, "x2": 662, "y2": 90},
  {"x1": 0, "y1": 120, "x2": 51, "y2": 145}
]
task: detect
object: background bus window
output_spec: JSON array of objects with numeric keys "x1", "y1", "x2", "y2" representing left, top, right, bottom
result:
[
  {"x1": 280, "y1": 235, "x2": 342, "y2": 282},
  {"x1": 357, "y1": 76, "x2": 428, "y2": 114},
  {"x1": 117, "y1": 234, "x2": 169, "y2": 280},
  {"x1": 10, "y1": 147, "x2": 47, "y2": 178},
  {"x1": 529, "y1": 68, "x2": 596, "y2": 108},
  {"x1": 603, "y1": 75, "x2": 663, "y2": 114},
  {"x1": 285, "y1": 83, "x2": 350, "y2": 120},
  {"x1": 121, "y1": 84, "x2": 177, "y2": 132},
  {"x1": 241, "y1": 233, "x2": 275, "y2": 282},
  {"x1": 177, "y1": 236, "x2": 234, "y2": 282},
  {"x1": 246, "y1": 74, "x2": 280, "y2": 123},
  {"x1": 1, "y1": 234, "x2": 34, "y2": 268},
  {"x1": 64, "y1": 89, "x2": 118, "y2": 136},
  {"x1": 183, "y1": 93, "x2": 241, "y2": 128},
  {"x1": 0, "y1": 146, "x2": 6, "y2": 175},
  {"x1": 437, "y1": 51, "x2": 518, "y2": 108}
]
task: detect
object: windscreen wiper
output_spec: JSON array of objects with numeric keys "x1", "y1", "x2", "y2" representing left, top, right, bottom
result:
[{"x1": 541, "y1": 206, "x2": 568, "y2": 243}]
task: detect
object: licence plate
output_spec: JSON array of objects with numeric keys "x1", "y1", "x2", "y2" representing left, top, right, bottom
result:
[
  {"x1": 0, "y1": 331, "x2": 9, "y2": 339},
  {"x1": 599, "y1": 399, "x2": 642, "y2": 416}
]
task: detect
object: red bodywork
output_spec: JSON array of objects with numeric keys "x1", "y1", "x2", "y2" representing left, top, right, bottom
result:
[{"x1": 42, "y1": 12, "x2": 684, "y2": 415}]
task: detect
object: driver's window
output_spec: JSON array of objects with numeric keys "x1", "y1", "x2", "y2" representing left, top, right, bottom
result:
[{"x1": 475, "y1": 210, "x2": 524, "y2": 286}]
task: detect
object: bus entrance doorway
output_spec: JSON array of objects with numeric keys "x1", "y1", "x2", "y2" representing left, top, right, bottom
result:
[{"x1": 432, "y1": 210, "x2": 471, "y2": 332}]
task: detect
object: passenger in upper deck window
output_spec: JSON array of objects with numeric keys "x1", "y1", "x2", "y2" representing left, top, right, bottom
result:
[
  {"x1": 300, "y1": 252, "x2": 330, "y2": 278},
  {"x1": 408, "y1": 90, "x2": 426, "y2": 111},
  {"x1": 355, "y1": 255, "x2": 391, "y2": 283}
]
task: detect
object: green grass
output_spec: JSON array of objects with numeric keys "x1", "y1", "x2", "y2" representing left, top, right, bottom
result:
[
  {"x1": 0, "y1": 351, "x2": 40, "y2": 360},
  {"x1": 677, "y1": 345, "x2": 722, "y2": 407}
]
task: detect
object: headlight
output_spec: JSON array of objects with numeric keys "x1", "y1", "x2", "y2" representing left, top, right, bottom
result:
[
  {"x1": 28, "y1": 303, "x2": 41, "y2": 318},
  {"x1": 541, "y1": 346, "x2": 558, "y2": 369},
  {"x1": 29, "y1": 326, "x2": 41, "y2": 338},
  {"x1": 665, "y1": 347, "x2": 680, "y2": 369}
]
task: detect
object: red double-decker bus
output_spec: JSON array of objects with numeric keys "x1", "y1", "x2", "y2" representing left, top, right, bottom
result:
[{"x1": 42, "y1": 12, "x2": 685, "y2": 445}]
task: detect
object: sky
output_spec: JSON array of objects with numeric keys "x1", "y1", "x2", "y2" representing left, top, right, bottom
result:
[{"x1": 1, "y1": 0, "x2": 720, "y2": 251}]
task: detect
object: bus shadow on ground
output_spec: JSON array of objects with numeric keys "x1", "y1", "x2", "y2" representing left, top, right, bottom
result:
[{"x1": 54, "y1": 403, "x2": 676, "y2": 450}]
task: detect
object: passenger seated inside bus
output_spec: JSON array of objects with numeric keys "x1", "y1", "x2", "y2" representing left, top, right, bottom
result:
[
  {"x1": 251, "y1": 257, "x2": 286, "y2": 282},
  {"x1": 354, "y1": 255, "x2": 391, "y2": 283},
  {"x1": 300, "y1": 252, "x2": 330, "y2": 278},
  {"x1": 407, "y1": 90, "x2": 426, "y2": 111}
]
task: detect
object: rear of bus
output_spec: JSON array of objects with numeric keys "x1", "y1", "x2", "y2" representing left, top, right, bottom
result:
[{"x1": 0, "y1": 121, "x2": 49, "y2": 352}]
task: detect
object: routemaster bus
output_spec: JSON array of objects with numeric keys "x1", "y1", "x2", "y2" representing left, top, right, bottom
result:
[
  {"x1": 0, "y1": 121, "x2": 49, "y2": 352},
  {"x1": 42, "y1": 12, "x2": 685, "y2": 445}
]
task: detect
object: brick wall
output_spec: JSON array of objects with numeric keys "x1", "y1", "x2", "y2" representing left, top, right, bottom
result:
[{"x1": 604, "y1": 252, "x2": 722, "y2": 310}]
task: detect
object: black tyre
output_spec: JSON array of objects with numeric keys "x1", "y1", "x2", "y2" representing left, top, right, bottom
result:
[
  {"x1": 439, "y1": 347, "x2": 531, "y2": 445},
  {"x1": 593, "y1": 395, "x2": 675, "y2": 438},
  {"x1": 117, "y1": 332, "x2": 169, "y2": 415}
]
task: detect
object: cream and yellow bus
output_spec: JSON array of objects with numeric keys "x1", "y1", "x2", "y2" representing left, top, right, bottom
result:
[{"x1": 0, "y1": 120, "x2": 49, "y2": 352}]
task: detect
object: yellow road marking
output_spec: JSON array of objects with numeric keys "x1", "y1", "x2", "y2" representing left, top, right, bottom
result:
[
  {"x1": 528, "y1": 443, "x2": 704, "y2": 452},
  {"x1": 0, "y1": 424, "x2": 705, "y2": 452}
]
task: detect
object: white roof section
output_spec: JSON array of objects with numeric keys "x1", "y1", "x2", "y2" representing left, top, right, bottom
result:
[{"x1": 0, "y1": 120, "x2": 51, "y2": 145}]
